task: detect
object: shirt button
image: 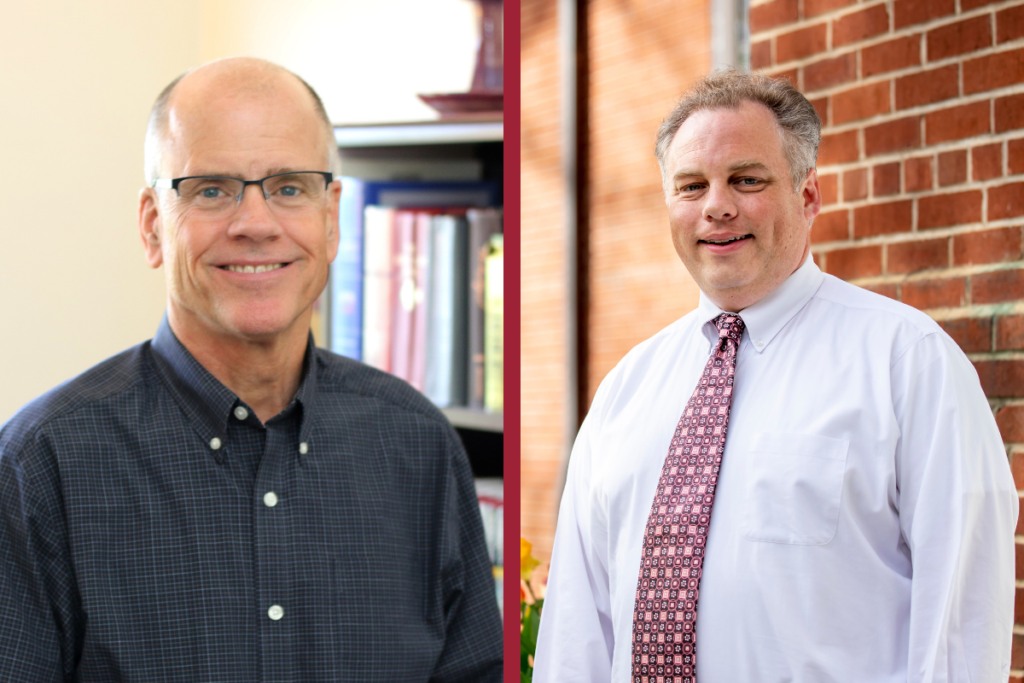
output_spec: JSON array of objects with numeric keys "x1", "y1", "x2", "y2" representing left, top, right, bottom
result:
[
  {"x1": 755, "y1": 340, "x2": 764, "y2": 348},
  {"x1": 267, "y1": 604, "x2": 284, "y2": 621},
  {"x1": 263, "y1": 491, "x2": 279, "y2": 508},
  {"x1": 234, "y1": 406, "x2": 249, "y2": 421},
  {"x1": 299, "y1": 442, "x2": 308, "y2": 455},
  {"x1": 210, "y1": 437, "x2": 222, "y2": 450}
]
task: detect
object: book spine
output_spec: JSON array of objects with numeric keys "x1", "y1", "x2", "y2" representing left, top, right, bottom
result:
[
  {"x1": 484, "y1": 234, "x2": 504, "y2": 413},
  {"x1": 361, "y1": 206, "x2": 395, "y2": 372},
  {"x1": 390, "y1": 211, "x2": 417, "y2": 383},
  {"x1": 330, "y1": 177, "x2": 365, "y2": 359},
  {"x1": 466, "y1": 208, "x2": 502, "y2": 409},
  {"x1": 409, "y1": 212, "x2": 433, "y2": 393}
]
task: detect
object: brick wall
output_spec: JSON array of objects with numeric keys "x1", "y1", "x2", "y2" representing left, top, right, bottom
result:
[
  {"x1": 521, "y1": 0, "x2": 567, "y2": 561},
  {"x1": 750, "y1": 0, "x2": 1024, "y2": 671}
]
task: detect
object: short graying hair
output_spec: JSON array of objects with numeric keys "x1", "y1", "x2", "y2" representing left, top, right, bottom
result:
[
  {"x1": 655, "y1": 70, "x2": 821, "y2": 190},
  {"x1": 144, "y1": 62, "x2": 341, "y2": 184}
]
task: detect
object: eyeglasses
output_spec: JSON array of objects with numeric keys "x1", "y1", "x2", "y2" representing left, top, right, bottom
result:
[{"x1": 152, "y1": 171, "x2": 334, "y2": 217}]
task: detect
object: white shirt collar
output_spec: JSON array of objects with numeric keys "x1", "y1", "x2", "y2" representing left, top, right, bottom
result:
[{"x1": 696, "y1": 255, "x2": 824, "y2": 353}]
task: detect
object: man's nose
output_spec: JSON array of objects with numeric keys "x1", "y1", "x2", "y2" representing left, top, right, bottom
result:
[
  {"x1": 227, "y1": 183, "x2": 282, "y2": 239},
  {"x1": 703, "y1": 183, "x2": 737, "y2": 222}
]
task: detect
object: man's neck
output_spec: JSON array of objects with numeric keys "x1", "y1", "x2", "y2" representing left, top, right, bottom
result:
[{"x1": 167, "y1": 307, "x2": 308, "y2": 424}]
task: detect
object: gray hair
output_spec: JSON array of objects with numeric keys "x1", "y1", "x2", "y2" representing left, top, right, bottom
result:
[
  {"x1": 655, "y1": 70, "x2": 821, "y2": 190},
  {"x1": 143, "y1": 61, "x2": 341, "y2": 184}
]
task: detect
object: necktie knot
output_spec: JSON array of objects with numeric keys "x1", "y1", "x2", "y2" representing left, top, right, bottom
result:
[{"x1": 714, "y1": 314, "x2": 745, "y2": 342}]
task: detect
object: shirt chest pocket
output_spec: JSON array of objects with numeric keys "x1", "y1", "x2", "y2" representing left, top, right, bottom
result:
[{"x1": 740, "y1": 432, "x2": 850, "y2": 545}]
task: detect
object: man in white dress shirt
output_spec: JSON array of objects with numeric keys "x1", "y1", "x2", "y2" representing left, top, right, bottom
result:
[{"x1": 533, "y1": 71, "x2": 1019, "y2": 683}]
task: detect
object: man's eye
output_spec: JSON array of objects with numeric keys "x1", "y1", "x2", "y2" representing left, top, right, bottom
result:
[
  {"x1": 278, "y1": 185, "x2": 301, "y2": 197},
  {"x1": 737, "y1": 177, "x2": 763, "y2": 187},
  {"x1": 680, "y1": 183, "x2": 703, "y2": 192},
  {"x1": 200, "y1": 187, "x2": 224, "y2": 199}
]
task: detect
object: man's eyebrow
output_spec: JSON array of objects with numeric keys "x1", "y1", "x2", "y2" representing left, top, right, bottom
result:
[{"x1": 728, "y1": 161, "x2": 772, "y2": 174}]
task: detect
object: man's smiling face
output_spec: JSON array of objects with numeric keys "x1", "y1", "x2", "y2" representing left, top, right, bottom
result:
[
  {"x1": 139, "y1": 61, "x2": 340, "y2": 344},
  {"x1": 663, "y1": 100, "x2": 820, "y2": 312}
]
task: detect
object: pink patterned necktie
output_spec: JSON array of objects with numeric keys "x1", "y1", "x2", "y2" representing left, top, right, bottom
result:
[{"x1": 631, "y1": 313, "x2": 745, "y2": 683}]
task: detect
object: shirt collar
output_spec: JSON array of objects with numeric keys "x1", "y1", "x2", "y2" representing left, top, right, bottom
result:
[
  {"x1": 150, "y1": 315, "x2": 319, "y2": 458},
  {"x1": 696, "y1": 254, "x2": 824, "y2": 353}
]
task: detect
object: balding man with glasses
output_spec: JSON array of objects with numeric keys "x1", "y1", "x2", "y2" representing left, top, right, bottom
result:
[{"x1": 0, "y1": 57, "x2": 502, "y2": 683}]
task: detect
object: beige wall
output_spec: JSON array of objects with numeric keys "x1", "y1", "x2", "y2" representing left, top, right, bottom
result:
[{"x1": 0, "y1": 0, "x2": 482, "y2": 423}]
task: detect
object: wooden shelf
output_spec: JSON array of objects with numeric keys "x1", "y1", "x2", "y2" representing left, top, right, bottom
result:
[
  {"x1": 441, "y1": 407, "x2": 503, "y2": 433},
  {"x1": 334, "y1": 118, "x2": 503, "y2": 148}
]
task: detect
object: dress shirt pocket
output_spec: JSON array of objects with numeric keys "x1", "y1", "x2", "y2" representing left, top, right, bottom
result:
[{"x1": 740, "y1": 432, "x2": 849, "y2": 545}]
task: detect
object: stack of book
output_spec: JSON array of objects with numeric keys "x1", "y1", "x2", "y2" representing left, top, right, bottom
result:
[
  {"x1": 329, "y1": 178, "x2": 503, "y2": 412},
  {"x1": 475, "y1": 477, "x2": 504, "y2": 613}
]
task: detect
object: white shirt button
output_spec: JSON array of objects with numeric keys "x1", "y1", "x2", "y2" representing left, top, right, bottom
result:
[
  {"x1": 233, "y1": 406, "x2": 249, "y2": 421},
  {"x1": 267, "y1": 604, "x2": 284, "y2": 621},
  {"x1": 755, "y1": 340, "x2": 764, "y2": 348},
  {"x1": 263, "y1": 491, "x2": 279, "y2": 508},
  {"x1": 299, "y1": 442, "x2": 308, "y2": 455},
  {"x1": 209, "y1": 437, "x2": 222, "y2": 450}
]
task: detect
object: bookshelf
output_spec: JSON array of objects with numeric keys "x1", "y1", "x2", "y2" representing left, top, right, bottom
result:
[{"x1": 330, "y1": 116, "x2": 503, "y2": 479}]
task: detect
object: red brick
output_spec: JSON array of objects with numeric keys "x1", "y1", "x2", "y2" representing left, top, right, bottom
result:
[
  {"x1": 973, "y1": 268, "x2": 1024, "y2": 304},
  {"x1": 997, "y1": 5, "x2": 1024, "y2": 44},
  {"x1": 997, "y1": 315, "x2": 1024, "y2": 351},
  {"x1": 863, "y1": 35, "x2": 922, "y2": 77},
  {"x1": 865, "y1": 282, "x2": 899, "y2": 299},
  {"x1": 902, "y1": 277, "x2": 966, "y2": 309},
  {"x1": 751, "y1": 40, "x2": 772, "y2": 69},
  {"x1": 750, "y1": 0, "x2": 799, "y2": 32},
  {"x1": 996, "y1": 405, "x2": 1024, "y2": 440},
  {"x1": 996, "y1": 94, "x2": 1024, "y2": 132},
  {"x1": 887, "y1": 237, "x2": 949, "y2": 274},
  {"x1": 804, "y1": 54, "x2": 857, "y2": 92},
  {"x1": 937, "y1": 149, "x2": 967, "y2": 186},
  {"x1": 924, "y1": 101, "x2": 991, "y2": 145},
  {"x1": 962, "y1": 0, "x2": 999, "y2": 9},
  {"x1": 819, "y1": 173, "x2": 838, "y2": 205},
  {"x1": 972, "y1": 143, "x2": 1003, "y2": 181},
  {"x1": 905, "y1": 156, "x2": 933, "y2": 192},
  {"x1": 1012, "y1": 451, "x2": 1024, "y2": 489},
  {"x1": 918, "y1": 190, "x2": 982, "y2": 229},
  {"x1": 826, "y1": 245, "x2": 882, "y2": 279},
  {"x1": 805, "y1": 0, "x2": 856, "y2": 18},
  {"x1": 894, "y1": 0, "x2": 954, "y2": 29},
  {"x1": 1017, "y1": 547, "x2": 1024, "y2": 581},
  {"x1": 974, "y1": 359, "x2": 1024, "y2": 396},
  {"x1": 820, "y1": 130, "x2": 860, "y2": 165},
  {"x1": 939, "y1": 316, "x2": 992, "y2": 353},
  {"x1": 810, "y1": 97, "x2": 829, "y2": 125},
  {"x1": 834, "y1": 4, "x2": 889, "y2": 47},
  {"x1": 811, "y1": 209, "x2": 849, "y2": 243},
  {"x1": 843, "y1": 168, "x2": 868, "y2": 201},
  {"x1": 865, "y1": 116, "x2": 921, "y2": 156},
  {"x1": 989, "y1": 182, "x2": 1024, "y2": 220},
  {"x1": 833, "y1": 81, "x2": 891, "y2": 125},
  {"x1": 1008, "y1": 138, "x2": 1024, "y2": 175},
  {"x1": 1016, "y1": 586, "x2": 1024, "y2": 622},
  {"x1": 853, "y1": 200, "x2": 913, "y2": 237},
  {"x1": 954, "y1": 227, "x2": 1023, "y2": 266},
  {"x1": 964, "y1": 48, "x2": 1024, "y2": 95},
  {"x1": 895, "y1": 65, "x2": 959, "y2": 110},
  {"x1": 769, "y1": 68, "x2": 799, "y2": 85},
  {"x1": 873, "y1": 162, "x2": 901, "y2": 196},
  {"x1": 927, "y1": 16, "x2": 992, "y2": 61},
  {"x1": 777, "y1": 23, "x2": 828, "y2": 63}
]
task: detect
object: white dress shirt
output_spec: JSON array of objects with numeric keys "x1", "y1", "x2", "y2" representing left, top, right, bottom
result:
[{"x1": 534, "y1": 257, "x2": 1018, "y2": 683}]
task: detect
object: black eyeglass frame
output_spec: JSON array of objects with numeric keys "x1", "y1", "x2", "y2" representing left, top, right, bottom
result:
[{"x1": 152, "y1": 171, "x2": 335, "y2": 200}]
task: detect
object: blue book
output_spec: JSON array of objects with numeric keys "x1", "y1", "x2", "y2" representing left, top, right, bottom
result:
[{"x1": 330, "y1": 177, "x2": 366, "y2": 360}]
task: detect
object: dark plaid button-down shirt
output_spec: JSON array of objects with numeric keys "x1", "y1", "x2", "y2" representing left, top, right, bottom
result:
[{"x1": 0, "y1": 317, "x2": 502, "y2": 682}]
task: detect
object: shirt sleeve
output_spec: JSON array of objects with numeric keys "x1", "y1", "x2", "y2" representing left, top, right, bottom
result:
[
  {"x1": 533, "y1": 407, "x2": 616, "y2": 683},
  {"x1": 0, "y1": 428, "x2": 82, "y2": 682},
  {"x1": 429, "y1": 426, "x2": 503, "y2": 683},
  {"x1": 891, "y1": 332, "x2": 1018, "y2": 682}
]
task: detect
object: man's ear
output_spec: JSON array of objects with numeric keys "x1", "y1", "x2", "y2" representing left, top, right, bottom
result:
[
  {"x1": 325, "y1": 179, "x2": 341, "y2": 264},
  {"x1": 801, "y1": 169, "x2": 822, "y2": 224},
  {"x1": 138, "y1": 188, "x2": 164, "y2": 268}
]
